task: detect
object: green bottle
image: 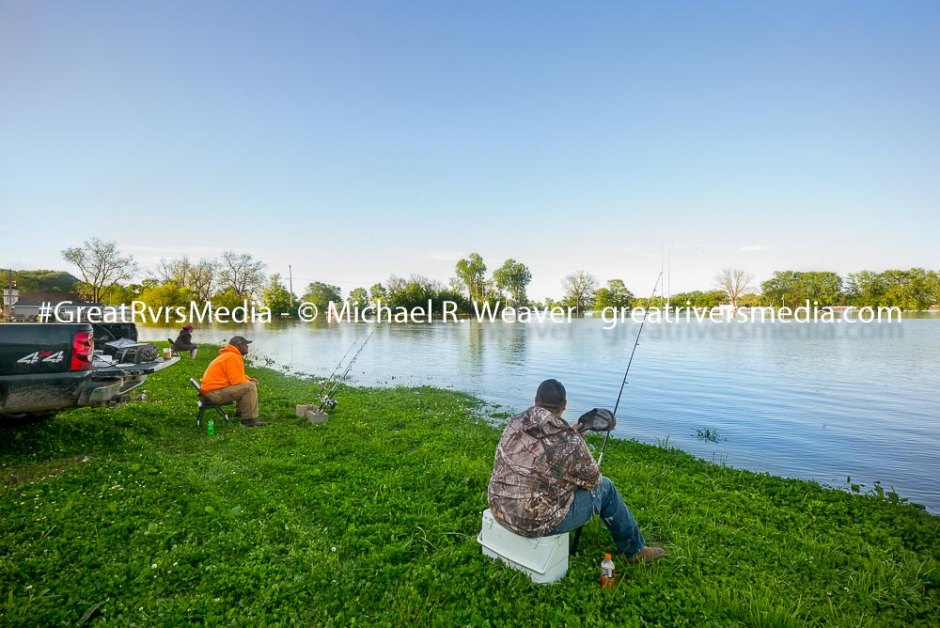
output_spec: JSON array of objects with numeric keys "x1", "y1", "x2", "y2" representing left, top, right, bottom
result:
[{"x1": 207, "y1": 416, "x2": 215, "y2": 436}]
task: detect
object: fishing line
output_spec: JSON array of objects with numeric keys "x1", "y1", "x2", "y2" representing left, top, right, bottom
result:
[{"x1": 597, "y1": 272, "x2": 663, "y2": 468}]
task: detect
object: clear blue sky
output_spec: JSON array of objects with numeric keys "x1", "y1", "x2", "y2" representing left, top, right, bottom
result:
[{"x1": 3, "y1": 0, "x2": 938, "y2": 299}]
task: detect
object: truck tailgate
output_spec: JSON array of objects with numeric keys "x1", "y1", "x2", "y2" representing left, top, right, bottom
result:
[{"x1": 91, "y1": 356, "x2": 180, "y2": 378}]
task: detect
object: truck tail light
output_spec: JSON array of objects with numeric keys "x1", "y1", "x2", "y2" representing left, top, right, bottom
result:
[{"x1": 71, "y1": 330, "x2": 93, "y2": 371}]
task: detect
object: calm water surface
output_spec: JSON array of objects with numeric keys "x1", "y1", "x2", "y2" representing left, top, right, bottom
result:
[{"x1": 142, "y1": 317, "x2": 940, "y2": 512}]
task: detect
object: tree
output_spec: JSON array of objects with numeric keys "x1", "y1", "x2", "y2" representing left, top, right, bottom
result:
[
  {"x1": 348, "y1": 287, "x2": 369, "y2": 308},
  {"x1": 212, "y1": 288, "x2": 246, "y2": 311},
  {"x1": 378, "y1": 275, "x2": 457, "y2": 314},
  {"x1": 845, "y1": 270, "x2": 885, "y2": 306},
  {"x1": 716, "y1": 268, "x2": 753, "y2": 311},
  {"x1": 562, "y1": 271, "x2": 598, "y2": 314},
  {"x1": 189, "y1": 259, "x2": 219, "y2": 303},
  {"x1": 137, "y1": 282, "x2": 194, "y2": 310},
  {"x1": 738, "y1": 293, "x2": 763, "y2": 307},
  {"x1": 384, "y1": 276, "x2": 407, "y2": 303},
  {"x1": 880, "y1": 268, "x2": 934, "y2": 310},
  {"x1": 481, "y1": 279, "x2": 503, "y2": 305},
  {"x1": 805, "y1": 272, "x2": 843, "y2": 305},
  {"x1": 61, "y1": 238, "x2": 138, "y2": 302},
  {"x1": 12, "y1": 270, "x2": 81, "y2": 293},
  {"x1": 302, "y1": 281, "x2": 342, "y2": 312},
  {"x1": 670, "y1": 291, "x2": 713, "y2": 308},
  {"x1": 932, "y1": 270, "x2": 940, "y2": 308},
  {"x1": 455, "y1": 253, "x2": 487, "y2": 303},
  {"x1": 218, "y1": 251, "x2": 265, "y2": 298},
  {"x1": 697, "y1": 290, "x2": 727, "y2": 308},
  {"x1": 593, "y1": 279, "x2": 633, "y2": 309},
  {"x1": 437, "y1": 283, "x2": 468, "y2": 313},
  {"x1": 152, "y1": 257, "x2": 188, "y2": 285},
  {"x1": 108, "y1": 283, "x2": 143, "y2": 305},
  {"x1": 368, "y1": 283, "x2": 387, "y2": 304},
  {"x1": 384, "y1": 275, "x2": 432, "y2": 309},
  {"x1": 262, "y1": 274, "x2": 295, "y2": 316},
  {"x1": 761, "y1": 270, "x2": 842, "y2": 307},
  {"x1": 145, "y1": 255, "x2": 221, "y2": 307},
  {"x1": 492, "y1": 259, "x2": 532, "y2": 305},
  {"x1": 761, "y1": 270, "x2": 799, "y2": 306}
]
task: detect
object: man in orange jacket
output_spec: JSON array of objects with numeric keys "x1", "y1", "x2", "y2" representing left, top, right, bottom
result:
[{"x1": 200, "y1": 336, "x2": 264, "y2": 427}]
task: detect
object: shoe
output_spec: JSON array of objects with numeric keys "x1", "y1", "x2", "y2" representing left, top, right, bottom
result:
[
  {"x1": 624, "y1": 546, "x2": 666, "y2": 564},
  {"x1": 240, "y1": 418, "x2": 267, "y2": 427}
]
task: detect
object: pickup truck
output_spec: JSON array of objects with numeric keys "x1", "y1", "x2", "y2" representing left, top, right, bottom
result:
[{"x1": 0, "y1": 323, "x2": 177, "y2": 423}]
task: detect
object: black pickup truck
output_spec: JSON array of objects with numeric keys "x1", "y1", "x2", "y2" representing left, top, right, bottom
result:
[{"x1": 0, "y1": 323, "x2": 177, "y2": 423}]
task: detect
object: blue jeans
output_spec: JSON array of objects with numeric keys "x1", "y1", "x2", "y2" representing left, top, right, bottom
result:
[{"x1": 549, "y1": 476, "x2": 645, "y2": 557}]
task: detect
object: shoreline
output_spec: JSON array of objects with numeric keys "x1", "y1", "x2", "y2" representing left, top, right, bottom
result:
[{"x1": 0, "y1": 344, "x2": 936, "y2": 624}]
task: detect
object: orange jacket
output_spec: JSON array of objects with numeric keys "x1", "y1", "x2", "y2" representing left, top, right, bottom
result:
[{"x1": 201, "y1": 344, "x2": 251, "y2": 392}]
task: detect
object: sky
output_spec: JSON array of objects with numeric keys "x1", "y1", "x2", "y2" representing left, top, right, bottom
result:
[{"x1": 2, "y1": 0, "x2": 938, "y2": 300}]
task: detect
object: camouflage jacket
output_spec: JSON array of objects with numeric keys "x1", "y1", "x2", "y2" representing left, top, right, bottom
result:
[{"x1": 487, "y1": 405, "x2": 600, "y2": 536}]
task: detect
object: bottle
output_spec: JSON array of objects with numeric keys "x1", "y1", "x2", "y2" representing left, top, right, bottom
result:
[
  {"x1": 600, "y1": 553, "x2": 616, "y2": 589},
  {"x1": 207, "y1": 416, "x2": 215, "y2": 436}
]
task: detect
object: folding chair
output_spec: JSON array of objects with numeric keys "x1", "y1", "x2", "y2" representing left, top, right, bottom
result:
[
  {"x1": 189, "y1": 378, "x2": 234, "y2": 428},
  {"x1": 167, "y1": 338, "x2": 182, "y2": 357}
]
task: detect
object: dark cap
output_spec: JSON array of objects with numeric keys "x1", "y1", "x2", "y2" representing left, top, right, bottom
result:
[
  {"x1": 229, "y1": 335, "x2": 253, "y2": 346},
  {"x1": 535, "y1": 379, "x2": 566, "y2": 410}
]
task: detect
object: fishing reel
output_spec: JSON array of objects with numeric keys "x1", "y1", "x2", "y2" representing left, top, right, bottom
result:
[
  {"x1": 319, "y1": 396, "x2": 337, "y2": 410},
  {"x1": 576, "y1": 408, "x2": 617, "y2": 432}
]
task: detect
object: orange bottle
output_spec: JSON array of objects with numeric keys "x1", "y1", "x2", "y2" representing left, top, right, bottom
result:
[{"x1": 600, "y1": 553, "x2": 616, "y2": 589}]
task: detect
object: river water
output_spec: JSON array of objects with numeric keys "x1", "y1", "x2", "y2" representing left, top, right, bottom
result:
[{"x1": 140, "y1": 316, "x2": 940, "y2": 512}]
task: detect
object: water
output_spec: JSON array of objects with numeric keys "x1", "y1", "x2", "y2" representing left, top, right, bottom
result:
[{"x1": 144, "y1": 316, "x2": 940, "y2": 512}]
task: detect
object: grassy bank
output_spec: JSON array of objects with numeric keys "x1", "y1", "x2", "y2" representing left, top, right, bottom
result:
[{"x1": 1, "y1": 346, "x2": 937, "y2": 626}]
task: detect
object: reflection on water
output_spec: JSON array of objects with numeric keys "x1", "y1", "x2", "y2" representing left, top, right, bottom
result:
[{"x1": 140, "y1": 317, "x2": 940, "y2": 512}]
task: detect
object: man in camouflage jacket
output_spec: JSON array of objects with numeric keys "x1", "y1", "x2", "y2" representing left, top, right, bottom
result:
[{"x1": 488, "y1": 379, "x2": 665, "y2": 563}]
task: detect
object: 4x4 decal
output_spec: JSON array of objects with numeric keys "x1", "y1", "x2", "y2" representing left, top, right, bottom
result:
[{"x1": 16, "y1": 350, "x2": 65, "y2": 365}]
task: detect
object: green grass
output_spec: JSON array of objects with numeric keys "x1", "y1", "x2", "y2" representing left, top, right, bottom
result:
[{"x1": 1, "y1": 345, "x2": 937, "y2": 626}]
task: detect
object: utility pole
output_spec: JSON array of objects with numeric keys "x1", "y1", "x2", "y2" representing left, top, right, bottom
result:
[
  {"x1": 288, "y1": 265, "x2": 294, "y2": 310},
  {"x1": 668, "y1": 243, "x2": 672, "y2": 302},
  {"x1": 5, "y1": 269, "x2": 13, "y2": 322}
]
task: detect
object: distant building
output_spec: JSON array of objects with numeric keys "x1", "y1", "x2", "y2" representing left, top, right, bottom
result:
[{"x1": 7, "y1": 291, "x2": 87, "y2": 322}]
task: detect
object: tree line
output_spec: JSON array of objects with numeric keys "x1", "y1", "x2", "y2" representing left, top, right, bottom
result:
[{"x1": 7, "y1": 239, "x2": 939, "y2": 316}]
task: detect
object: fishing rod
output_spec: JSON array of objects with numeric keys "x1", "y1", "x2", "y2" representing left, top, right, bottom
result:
[
  {"x1": 596, "y1": 271, "x2": 663, "y2": 468},
  {"x1": 312, "y1": 333, "x2": 364, "y2": 404},
  {"x1": 570, "y1": 272, "x2": 662, "y2": 556},
  {"x1": 314, "y1": 330, "x2": 375, "y2": 412}
]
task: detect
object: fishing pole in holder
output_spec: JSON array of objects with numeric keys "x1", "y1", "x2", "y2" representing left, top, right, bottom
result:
[
  {"x1": 312, "y1": 330, "x2": 375, "y2": 413},
  {"x1": 312, "y1": 335, "x2": 362, "y2": 402}
]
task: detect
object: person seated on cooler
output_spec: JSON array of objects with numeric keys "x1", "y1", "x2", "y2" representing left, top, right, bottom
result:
[
  {"x1": 487, "y1": 378, "x2": 665, "y2": 563},
  {"x1": 173, "y1": 323, "x2": 199, "y2": 359},
  {"x1": 200, "y1": 336, "x2": 265, "y2": 427}
]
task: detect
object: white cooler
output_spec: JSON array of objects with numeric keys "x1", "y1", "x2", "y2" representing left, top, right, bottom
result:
[{"x1": 477, "y1": 508, "x2": 569, "y2": 584}]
